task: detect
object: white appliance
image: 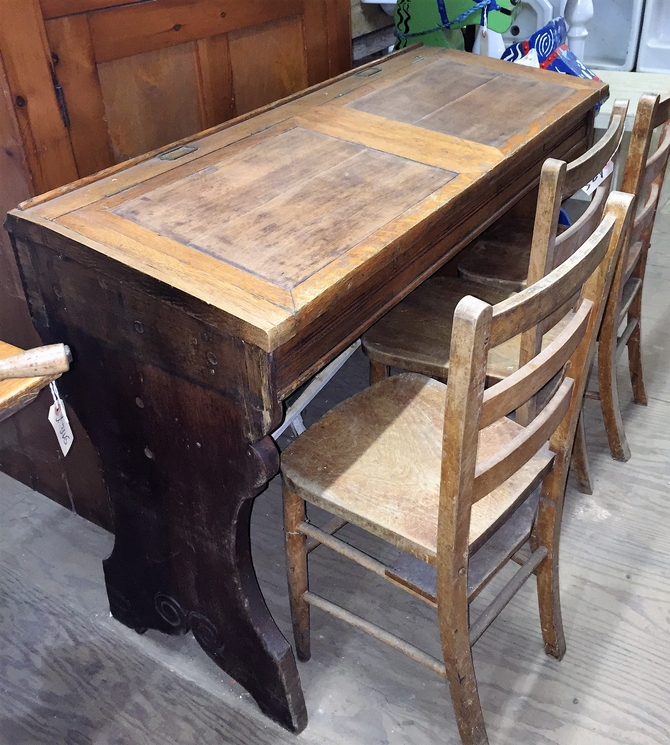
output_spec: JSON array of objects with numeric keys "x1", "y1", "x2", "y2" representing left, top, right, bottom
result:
[{"x1": 637, "y1": 0, "x2": 670, "y2": 73}]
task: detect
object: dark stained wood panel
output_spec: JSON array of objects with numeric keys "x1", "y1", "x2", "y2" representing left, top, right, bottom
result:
[
  {"x1": 349, "y1": 58, "x2": 574, "y2": 148},
  {"x1": 114, "y1": 127, "x2": 456, "y2": 289}
]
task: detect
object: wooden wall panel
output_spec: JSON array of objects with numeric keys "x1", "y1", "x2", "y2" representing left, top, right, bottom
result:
[
  {"x1": 302, "y1": 0, "x2": 329, "y2": 86},
  {"x1": 88, "y1": 0, "x2": 303, "y2": 64},
  {"x1": 327, "y1": 0, "x2": 354, "y2": 76},
  {"x1": 0, "y1": 54, "x2": 37, "y2": 347},
  {"x1": 229, "y1": 17, "x2": 309, "y2": 117},
  {"x1": 40, "y1": 0, "x2": 147, "y2": 20},
  {"x1": 0, "y1": 0, "x2": 78, "y2": 194},
  {"x1": 196, "y1": 34, "x2": 234, "y2": 130},
  {"x1": 97, "y1": 43, "x2": 203, "y2": 162},
  {"x1": 45, "y1": 14, "x2": 115, "y2": 178}
]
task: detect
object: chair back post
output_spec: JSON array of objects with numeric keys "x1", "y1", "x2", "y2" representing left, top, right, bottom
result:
[
  {"x1": 516, "y1": 160, "x2": 566, "y2": 425},
  {"x1": 436, "y1": 295, "x2": 491, "y2": 739},
  {"x1": 527, "y1": 159, "x2": 568, "y2": 288},
  {"x1": 620, "y1": 93, "x2": 659, "y2": 199},
  {"x1": 436, "y1": 298, "x2": 491, "y2": 613},
  {"x1": 630, "y1": 101, "x2": 670, "y2": 280},
  {"x1": 532, "y1": 191, "x2": 634, "y2": 552}
]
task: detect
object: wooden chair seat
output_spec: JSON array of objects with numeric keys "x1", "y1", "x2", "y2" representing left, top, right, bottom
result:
[
  {"x1": 458, "y1": 217, "x2": 573, "y2": 294},
  {"x1": 362, "y1": 276, "x2": 571, "y2": 383},
  {"x1": 457, "y1": 213, "x2": 534, "y2": 293},
  {"x1": 282, "y1": 372, "x2": 554, "y2": 565},
  {"x1": 362, "y1": 277, "x2": 512, "y2": 379}
]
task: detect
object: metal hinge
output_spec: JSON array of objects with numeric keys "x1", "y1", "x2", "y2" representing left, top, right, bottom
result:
[{"x1": 50, "y1": 54, "x2": 70, "y2": 129}]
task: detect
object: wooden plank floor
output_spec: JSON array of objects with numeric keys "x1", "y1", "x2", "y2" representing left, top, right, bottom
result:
[{"x1": 1, "y1": 197, "x2": 670, "y2": 743}]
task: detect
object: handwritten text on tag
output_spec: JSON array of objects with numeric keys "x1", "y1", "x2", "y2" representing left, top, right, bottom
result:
[
  {"x1": 582, "y1": 159, "x2": 614, "y2": 196},
  {"x1": 48, "y1": 382, "x2": 74, "y2": 457}
]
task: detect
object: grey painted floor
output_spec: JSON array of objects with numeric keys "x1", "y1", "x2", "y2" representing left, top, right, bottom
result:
[{"x1": 1, "y1": 199, "x2": 670, "y2": 744}]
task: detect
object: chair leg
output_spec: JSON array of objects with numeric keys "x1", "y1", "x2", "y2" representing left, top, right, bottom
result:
[
  {"x1": 531, "y1": 489, "x2": 566, "y2": 661},
  {"x1": 282, "y1": 482, "x2": 311, "y2": 661},
  {"x1": 369, "y1": 360, "x2": 390, "y2": 386},
  {"x1": 598, "y1": 331, "x2": 632, "y2": 462},
  {"x1": 571, "y1": 409, "x2": 593, "y2": 495},
  {"x1": 439, "y1": 603, "x2": 488, "y2": 745},
  {"x1": 626, "y1": 292, "x2": 647, "y2": 406}
]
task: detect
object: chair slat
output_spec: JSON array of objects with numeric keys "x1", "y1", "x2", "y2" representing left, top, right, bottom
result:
[
  {"x1": 473, "y1": 378, "x2": 573, "y2": 502},
  {"x1": 481, "y1": 301, "x2": 591, "y2": 429},
  {"x1": 629, "y1": 182, "x2": 660, "y2": 250},
  {"x1": 489, "y1": 214, "x2": 615, "y2": 347},
  {"x1": 552, "y1": 184, "x2": 608, "y2": 268},
  {"x1": 563, "y1": 103, "x2": 627, "y2": 196}
]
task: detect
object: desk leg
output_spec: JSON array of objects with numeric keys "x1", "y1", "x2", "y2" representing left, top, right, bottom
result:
[{"x1": 59, "y1": 343, "x2": 308, "y2": 733}]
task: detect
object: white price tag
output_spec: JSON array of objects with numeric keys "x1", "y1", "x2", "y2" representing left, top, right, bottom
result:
[
  {"x1": 582, "y1": 159, "x2": 614, "y2": 196},
  {"x1": 48, "y1": 382, "x2": 74, "y2": 457}
]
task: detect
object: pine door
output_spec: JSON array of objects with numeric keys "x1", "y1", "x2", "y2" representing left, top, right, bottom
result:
[{"x1": 0, "y1": 0, "x2": 351, "y2": 193}]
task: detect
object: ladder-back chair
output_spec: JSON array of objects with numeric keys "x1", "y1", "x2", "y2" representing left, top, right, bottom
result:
[
  {"x1": 361, "y1": 101, "x2": 628, "y2": 390},
  {"x1": 281, "y1": 191, "x2": 633, "y2": 745}
]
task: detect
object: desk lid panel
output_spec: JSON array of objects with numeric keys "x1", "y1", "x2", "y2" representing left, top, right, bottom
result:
[
  {"x1": 114, "y1": 127, "x2": 456, "y2": 290},
  {"x1": 347, "y1": 58, "x2": 574, "y2": 149},
  {"x1": 10, "y1": 48, "x2": 606, "y2": 354}
]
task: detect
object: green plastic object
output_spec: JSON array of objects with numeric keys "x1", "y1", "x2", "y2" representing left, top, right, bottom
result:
[{"x1": 395, "y1": 0, "x2": 521, "y2": 49}]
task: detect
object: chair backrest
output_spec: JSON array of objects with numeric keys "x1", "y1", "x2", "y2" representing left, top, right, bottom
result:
[
  {"x1": 513, "y1": 101, "x2": 629, "y2": 420},
  {"x1": 616, "y1": 92, "x2": 670, "y2": 288},
  {"x1": 437, "y1": 189, "x2": 634, "y2": 574},
  {"x1": 525, "y1": 99, "x2": 629, "y2": 291}
]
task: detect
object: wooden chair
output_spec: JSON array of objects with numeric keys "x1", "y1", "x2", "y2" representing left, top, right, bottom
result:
[
  {"x1": 281, "y1": 191, "x2": 634, "y2": 745},
  {"x1": 0, "y1": 341, "x2": 71, "y2": 422},
  {"x1": 588, "y1": 92, "x2": 670, "y2": 462},
  {"x1": 361, "y1": 101, "x2": 628, "y2": 388}
]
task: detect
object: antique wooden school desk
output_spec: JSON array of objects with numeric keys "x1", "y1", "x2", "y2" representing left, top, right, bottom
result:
[{"x1": 6, "y1": 47, "x2": 606, "y2": 733}]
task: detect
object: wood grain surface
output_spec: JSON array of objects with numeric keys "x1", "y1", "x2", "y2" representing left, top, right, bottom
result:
[
  {"x1": 116, "y1": 128, "x2": 455, "y2": 288},
  {"x1": 9, "y1": 49, "x2": 606, "y2": 367}
]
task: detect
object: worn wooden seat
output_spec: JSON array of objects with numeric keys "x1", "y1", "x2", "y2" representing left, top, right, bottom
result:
[
  {"x1": 0, "y1": 341, "x2": 71, "y2": 422},
  {"x1": 282, "y1": 190, "x2": 633, "y2": 745},
  {"x1": 361, "y1": 101, "x2": 628, "y2": 388},
  {"x1": 590, "y1": 92, "x2": 670, "y2": 462}
]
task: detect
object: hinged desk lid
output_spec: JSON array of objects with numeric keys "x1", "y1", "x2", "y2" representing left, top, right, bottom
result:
[{"x1": 11, "y1": 48, "x2": 606, "y2": 352}]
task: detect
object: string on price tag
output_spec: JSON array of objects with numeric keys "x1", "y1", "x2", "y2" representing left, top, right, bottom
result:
[{"x1": 48, "y1": 381, "x2": 74, "y2": 457}]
